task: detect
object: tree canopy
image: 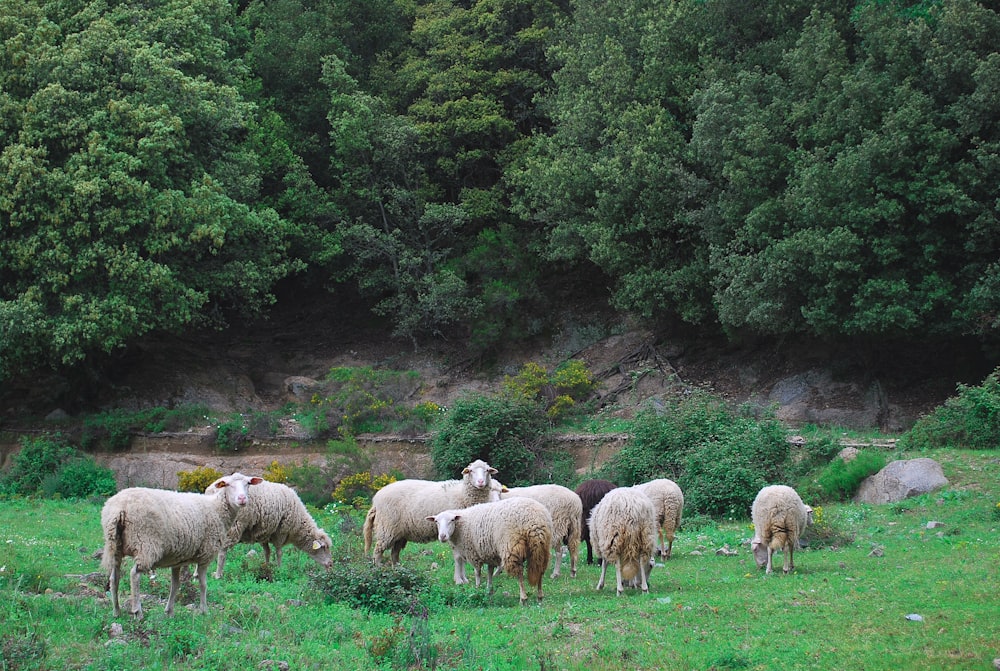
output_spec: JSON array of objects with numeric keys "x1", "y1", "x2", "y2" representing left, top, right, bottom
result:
[{"x1": 2, "y1": 0, "x2": 999, "y2": 382}]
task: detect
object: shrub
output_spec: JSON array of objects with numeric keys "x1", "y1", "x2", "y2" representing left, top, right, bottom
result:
[
  {"x1": 431, "y1": 392, "x2": 549, "y2": 484},
  {"x1": 602, "y1": 392, "x2": 791, "y2": 517},
  {"x1": 311, "y1": 563, "x2": 431, "y2": 614},
  {"x1": 0, "y1": 435, "x2": 78, "y2": 497},
  {"x1": 215, "y1": 415, "x2": 250, "y2": 451},
  {"x1": 900, "y1": 367, "x2": 1000, "y2": 449},
  {"x1": 262, "y1": 460, "x2": 291, "y2": 483},
  {"x1": 332, "y1": 472, "x2": 397, "y2": 507},
  {"x1": 40, "y1": 457, "x2": 117, "y2": 499},
  {"x1": 815, "y1": 450, "x2": 887, "y2": 502},
  {"x1": 285, "y1": 460, "x2": 334, "y2": 507},
  {"x1": 177, "y1": 466, "x2": 224, "y2": 493}
]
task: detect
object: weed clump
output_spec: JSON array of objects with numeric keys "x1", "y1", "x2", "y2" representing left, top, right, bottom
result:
[{"x1": 312, "y1": 563, "x2": 431, "y2": 615}]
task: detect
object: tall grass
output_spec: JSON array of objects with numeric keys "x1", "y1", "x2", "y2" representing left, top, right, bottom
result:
[{"x1": 1, "y1": 447, "x2": 998, "y2": 670}]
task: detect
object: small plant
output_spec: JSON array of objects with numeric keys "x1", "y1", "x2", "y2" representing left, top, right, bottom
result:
[
  {"x1": 0, "y1": 434, "x2": 78, "y2": 497},
  {"x1": 40, "y1": 456, "x2": 117, "y2": 499},
  {"x1": 332, "y1": 471, "x2": 398, "y2": 507},
  {"x1": 262, "y1": 460, "x2": 291, "y2": 483},
  {"x1": 900, "y1": 367, "x2": 1000, "y2": 449},
  {"x1": 176, "y1": 466, "x2": 224, "y2": 493},
  {"x1": 216, "y1": 415, "x2": 249, "y2": 451},
  {"x1": 815, "y1": 450, "x2": 887, "y2": 502},
  {"x1": 1, "y1": 630, "x2": 47, "y2": 671},
  {"x1": 311, "y1": 563, "x2": 431, "y2": 614}
]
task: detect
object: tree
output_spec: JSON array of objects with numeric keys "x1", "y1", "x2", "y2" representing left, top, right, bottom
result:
[{"x1": 0, "y1": 0, "x2": 303, "y2": 379}]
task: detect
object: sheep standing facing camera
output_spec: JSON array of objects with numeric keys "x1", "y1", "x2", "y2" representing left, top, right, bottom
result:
[
  {"x1": 750, "y1": 485, "x2": 814, "y2": 575},
  {"x1": 428, "y1": 497, "x2": 553, "y2": 605},
  {"x1": 101, "y1": 472, "x2": 263, "y2": 618},
  {"x1": 363, "y1": 459, "x2": 497, "y2": 565}
]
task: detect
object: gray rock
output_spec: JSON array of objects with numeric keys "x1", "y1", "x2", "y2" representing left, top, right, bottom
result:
[{"x1": 854, "y1": 458, "x2": 949, "y2": 504}]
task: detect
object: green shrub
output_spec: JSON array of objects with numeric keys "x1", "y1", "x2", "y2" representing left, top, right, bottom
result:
[
  {"x1": 215, "y1": 415, "x2": 250, "y2": 451},
  {"x1": 431, "y1": 392, "x2": 549, "y2": 483},
  {"x1": 815, "y1": 450, "x2": 887, "y2": 502},
  {"x1": 40, "y1": 456, "x2": 117, "y2": 499},
  {"x1": 0, "y1": 435, "x2": 77, "y2": 497},
  {"x1": 311, "y1": 563, "x2": 431, "y2": 614},
  {"x1": 900, "y1": 367, "x2": 1000, "y2": 449},
  {"x1": 601, "y1": 392, "x2": 790, "y2": 517}
]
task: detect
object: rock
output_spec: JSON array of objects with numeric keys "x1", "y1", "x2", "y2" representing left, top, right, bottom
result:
[
  {"x1": 715, "y1": 545, "x2": 738, "y2": 556},
  {"x1": 993, "y1": 658, "x2": 1000, "y2": 670},
  {"x1": 926, "y1": 521, "x2": 945, "y2": 529},
  {"x1": 837, "y1": 446, "x2": 859, "y2": 462},
  {"x1": 854, "y1": 458, "x2": 949, "y2": 504},
  {"x1": 868, "y1": 545, "x2": 884, "y2": 557}
]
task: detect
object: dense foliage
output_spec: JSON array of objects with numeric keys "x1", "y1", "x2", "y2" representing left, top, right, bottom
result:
[
  {"x1": 899, "y1": 366, "x2": 1000, "y2": 449},
  {"x1": 2, "y1": 0, "x2": 999, "y2": 383},
  {"x1": 0, "y1": 434, "x2": 116, "y2": 498}
]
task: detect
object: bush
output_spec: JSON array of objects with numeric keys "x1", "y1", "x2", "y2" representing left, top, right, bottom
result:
[
  {"x1": 0, "y1": 435, "x2": 78, "y2": 497},
  {"x1": 311, "y1": 563, "x2": 431, "y2": 614},
  {"x1": 177, "y1": 466, "x2": 224, "y2": 493},
  {"x1": 601, "y1": 391, "x2": 791, "y2": 517},
  {"x1": 431, "y1": 392, "x2": 549, "y2": 484},
  {"x1": 900, "y1": 367, "x2": 1000, "y2": 449},
  {"x1": 40, "y1": 457, "x2": 117, "y2": 499},
  {"x1": 332, "y1": 471, "x2": 397, "y2": 507},
  {"x1": 815, "y1": 450, "x2": 887, "y2": 502}
]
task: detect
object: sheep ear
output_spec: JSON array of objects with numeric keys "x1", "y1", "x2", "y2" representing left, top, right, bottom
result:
[
  {"x1": 426, "y1": 516, "x2": 437, "y2": 522},
  {"x1": 249, "y1": 477, "x2": 264, "y2": 485},
  {"x1": 462, "y1": 467, "x2": 470, "y2": 475},
  {"x1": 501, "y1": 485, "x2": 509, "y2": 493},
  {"x1": 489, "y1": 467, "x2": 498, "y2": 474},
  {"x1": 312, "y1": 540, "x2": 323, "y2": 550},
  {"x1": 213, "y1": 480, "x2": 227, "y2": 490}
]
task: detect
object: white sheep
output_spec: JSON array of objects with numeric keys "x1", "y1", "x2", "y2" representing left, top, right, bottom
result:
[
  {"x1": 362, "y1": 459, "x2": 497, "y2": 565},
  {"x1": 750, "y1": 485, "x2": 814, "y2": 575},
  {"x1": 634, "y1": 478, "x2": 684, "y2": 559},
  {"x1": 427, "y1": 497, "x2": 553, "y2": 605},
  {"x1": 588, "y1": 486, "x2": 657, "y2": 595},
  {"x1": 206, "y1": 479, "x2": 332, "y2": 578},
  {"x1": 100, "y1": 472, "x2": 263, "y2": 618},
  {"x1": 495, "y1": 482, "x2": 582, "y2": 578}
]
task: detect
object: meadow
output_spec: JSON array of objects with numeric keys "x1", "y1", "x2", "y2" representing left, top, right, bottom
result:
[{"x1": 1, "y1": 447, "x2": 998, "y2": 671}]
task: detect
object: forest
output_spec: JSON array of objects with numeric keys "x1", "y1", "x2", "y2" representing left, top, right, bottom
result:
[{"x1": 1, "y1": 0, "x2": 999, "y2": 384}]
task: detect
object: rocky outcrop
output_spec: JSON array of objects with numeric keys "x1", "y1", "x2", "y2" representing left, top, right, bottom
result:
[{"x1": 854, "y1": 458, "x2": 949, "y2": 504}]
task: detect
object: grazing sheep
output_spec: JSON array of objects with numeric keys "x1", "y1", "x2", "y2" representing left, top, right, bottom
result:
[
  {"x1": 496, "y1": 483, "x2": 582, "y2": 578},
  {"x1": 427, "y1": 497, "x2": 553, "y2": 605},
  {"x1": 101, "y1": 472, "x2": 263, "y2": 618},
  {"x1": 362, "y1": 459, "x2": 497, "y2": 565},
  {"x1": 574, "y1": 479, "x2": 617, "y2": 564},
  {"x1": 589, "y1": 487, "x2": 657, "y2": 595},
  {"x1": 206, "y1": 479, "x2": 333, "y2": 578},
  {"x1": 634, "y1": 478, "x2": 684, "y2": 559},
  {"x1": 750, "y1": 485, "x2": 814, "y2": 575}
]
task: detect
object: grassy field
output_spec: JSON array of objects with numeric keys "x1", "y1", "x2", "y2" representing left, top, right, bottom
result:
[{"x1": 1, "y1": 447, "x2": 998, "y2": 671}]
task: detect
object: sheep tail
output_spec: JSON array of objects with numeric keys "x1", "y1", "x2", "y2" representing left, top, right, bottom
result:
[
  {"x1": 101, "y1": 509, "x2": 126, "y2": 574},
  {"x1": 525, "y1": 528, "x2": 551, "y2": 589},
  {"x1": 362, "y1": 506, "x2": 376, "y2": 554}
]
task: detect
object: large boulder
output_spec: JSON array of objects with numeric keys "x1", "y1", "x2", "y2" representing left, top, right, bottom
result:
[{"x1": 854, "y1": 458, "x2": 949, "y2": 504}]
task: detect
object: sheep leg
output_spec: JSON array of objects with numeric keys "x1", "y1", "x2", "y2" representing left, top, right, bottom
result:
[
  {"x1": 194, "y1": 562, "x2": 210, "y2": 613},
  {"x1": 273, "y1": 544, "x2": 283, "y2": 568},
  {"x1": 452, "y1": 550, "x2": 468, "y2": 584},
  {"x1": 585, "y1": 539, "x2": 594, "y2": 565},
  {"x1": 765, "y1": 546, "x2": 774, "y2": 575},
  {"x1": 518, "y1": 573, "x2": 529, "y2": 606},
  {"x1": 486, "y1": 564, "x2": 497, "y2": 595},
  {"x1": 213, "y1": 549, "x2": 228, "y2": 579},
  {"x1": 166, "y1": 565, "x2": 182, "y2": 615},
  {"x1": 389, "y1": 539, "x2": 406, "y2": 565},
  {"x1": 550, "y1": 542, "x2": 561, "y2": 579},
  {"x1": 783, "y1": 543, "x2": 793, "y2": 574},
  {"x1": 568, "y1": 541, "x2": 578, "y2": 577},
  {"x1": 262, "y1": 543, "x2": 272, "y2": 565},
  {"x1": 638, "y1": 557, "x2": 649, "y2": 593},
  {"x1": 128, "y1": 563, "x2": 144, "y2": 619},
  {"x1": 108, "y1": 559, "x2": 122, "y2": 617},
  {"x1": 664, "y1": 536, "x2": 673, "y2": 560},
  {"x1": 596, "y1": 558, "x2": 608, "y2": 590},
  {"x1": 614, "y1": 562, "x2": 625, "y2": 596}
]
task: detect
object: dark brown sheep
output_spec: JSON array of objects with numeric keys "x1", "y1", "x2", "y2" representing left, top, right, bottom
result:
[{"x1": 574, "y1": 479, "x2": 617, "y2": 565}]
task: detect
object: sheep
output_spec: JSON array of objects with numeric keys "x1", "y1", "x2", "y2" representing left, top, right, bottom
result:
[
  {"x1": 427, "y1": 497, "x2": 553, "y2": 605},
  {"x1": 588, "y1": 486, "x2": 657, "y2": 595},
  {"x1": 100, "y1": 472, "x2": 263, "y2": 618},
  {"x1": 206, "y1": 479, "x2": 333, "y2": 578},
  {"x1": 634, "y1": 478, "x2": 684, "y2": 559},
  {"x1": 495, "y1": 482, "x2": 582, "y2": 578},
  {"x1": 574, "y1": 479, "x2": 617, "y2": 565},
  {"x1": 750, "y1": 485, "x2": 814, "y2": 575},
  {"x1": 362, "y1": 459, "x2": 497, "y2": 565}
]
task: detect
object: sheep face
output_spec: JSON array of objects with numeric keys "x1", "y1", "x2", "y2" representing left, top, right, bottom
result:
[
  {"x1": 307, "y1": 532, "x2": 334, "y2": 569},
  {"x1": 427, "y1": 511, "x2": 462, "y2": 542},
  {"x1": 209, "y1": 472, "x2": 263, "y2": 507},
  {"x1": 462, "y1": 460, "x2": 497, "y2": 490},
  {"x1": 751, "y1": 537, "x2": 768, "y2": 568}
]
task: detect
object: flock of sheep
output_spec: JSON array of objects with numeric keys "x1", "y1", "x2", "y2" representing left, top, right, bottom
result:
[{"x1": 98, "y1": 459, "x2": 812, "y2": 618}]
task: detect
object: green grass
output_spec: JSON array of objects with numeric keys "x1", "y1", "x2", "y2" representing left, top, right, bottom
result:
[{"x1": 1, "y1": 448, "x2": 998, "y2": 670}]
